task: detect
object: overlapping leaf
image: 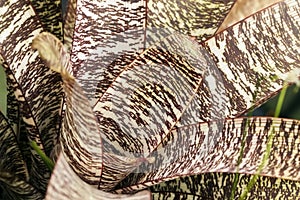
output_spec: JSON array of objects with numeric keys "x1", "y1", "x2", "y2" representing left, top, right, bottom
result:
[
  {"x1": 34, "y1": 0, "x2": 300, "y2": 196},
  {"x1": 115, "y1": 117, "x2": 300, "y2": 192},
  {"x1": 0, "y1": 110, "x2": 43, "y2": 200},
  {"x1": 29, "y1": 0, "x2": 63, "y2": 40},
  {"x1": 179, "y1": 0, "x2": 300, "y2": 126},
  {"x1": 66, "y1": 0, "x2": 235, "y2": 105},
  {"x1": 32, "y1": 32, "x2": 103, "y2": 186},
  {"x1": 0, "y1": 0, "x2": 63, "y2": 193},
  {"x1": 4, "y1": 0, "x2": 300, "y2": 199},
  {"x1": 151, "y1": 172, "x2": 300, "y2": 199},
  {"x1": 89, "y1": 0, "x2": 300, "y2": 192},
  {"x1": 32, "y1": 32, "x2": 164, "y2": 191},
  {"x1": 46, "y1": 153, "x2": 151, "y2": 200}
]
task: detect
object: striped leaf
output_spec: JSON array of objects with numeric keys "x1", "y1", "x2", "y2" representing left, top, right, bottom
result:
[
  {"x1": 33, "y1": 0, "x2": 300, "y2": 195},
  {"x1": 32, "y1": 32, "x2": 103, "y2": 186},
  {"x1": 115, "y1": 117, "x2": 300, "y2": 193},
  {"x1": 29, "y1": 0, "x2": 63, "y2": 40},
  {"x1": 5, "y1": 73, "x2": 34, "y2": 179},
  {"x1": 32, "y1": 32, "x2": 159, "y2": 191},
  {"x1": 0, "y1": 0, "x2": 63, "y2": 193},
  {"x1": 90, "y1": 0, "x2": 300, "y2": 192},
  {"x1": 0, "y1": 110, "x2": 43, "y2": 200},
  {"x1": 151, "y1": 172, "x2": 300, "y2": 199},
  {"x1": 46, "y1": 153, "x2": 151, "y2": 200},
  {"x1": 68, "y1": 0, "x2": 235, "y2": 105},
  {"x1": 63, "y1": 0, "x2": 77, "y2": 51},
  {"x1": 179, "y1": 0, "x2": 300, "y2": 126}
]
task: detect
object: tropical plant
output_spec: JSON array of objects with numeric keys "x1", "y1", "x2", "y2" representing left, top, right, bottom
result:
[{"x1": 1, "y1": 0, "x2": 300, "y2": 199}]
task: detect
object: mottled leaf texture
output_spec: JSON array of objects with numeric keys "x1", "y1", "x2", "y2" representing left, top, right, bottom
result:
[
  {"x1": 69, "y1": 0, "x2": 235, "y2": 106},
  {"x1": 151, "y1": 172, "x2": 300, "y2": 199},
  {"x1": 0, "y1": 0, "x2": 63, "y2": 192},
  {"x1": 63, "y1": 0, "x2": 77, "y2": 51},
  {"x1": 32, "y1": 32, "x2": 103, "y2": 186},
  {"x1": 6, "y1": 73, "x2": 33, "y2": 179},
  {"x1": 218, "y1": 0, "x2": 281, "y2": 32},
  {"x1": 32, "y1": 32, "x2": 154, "y2": 191},
  {"x1": 179, "y1": 0, "x2": 300, "y2": 127},
  {"x1": 46, "y1": 154, "x2": 151, "y2": 200},
  {"x1": 29, "y1": 0, "x2": 63, "y2": 40},
  {"x1": 0, "y1": 111, "x2": 43, "y2": 200},
  {"x1": 115, "y1": 117, "x2": 300, "y2": 192},
  {"x1": 146, "y1": 0, "x2": 235, "y2": 43},
  {"x1": 70, "y1": 0, "x2": 146, "y2": 105}
]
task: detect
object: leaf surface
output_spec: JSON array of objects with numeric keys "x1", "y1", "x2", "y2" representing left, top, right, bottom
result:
[
  {"x1": 46, "y1": 153, "x2": 151, "y2": 200},
  {"x1": 0, "y1": 110, "x2": 43, "y2": 200},
  {"x1": 68, "y1": 0, "x2": 235, "y2": 105},
  {"x1": 29, "y1": 0, "x2": 63, "y2": 40},
  {"x1": 151, "y1": 172, "x2": 300, "y2": 199},
  {"x1": 179, "y1": 0, "x2": 300, "y2": 126},
  {"x1": 0, "y1": 0, "x2": 63, "y2": 192},
  {"x1": 115, "y1": 117, "x2": 300, "y2": 192}
]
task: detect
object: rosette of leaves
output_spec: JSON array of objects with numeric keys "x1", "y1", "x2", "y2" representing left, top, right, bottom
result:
[{"x1": 1, "y1": 0, "x2": 300, "y2": 199}]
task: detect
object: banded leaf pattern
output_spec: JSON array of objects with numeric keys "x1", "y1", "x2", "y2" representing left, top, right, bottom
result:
[
  {"x1": 151, "y1": 172, "x2": 300, "y2": 199},
  {"x1": 0, "y1": 0, "x2": 63, "y2": 192},
  {"x1": 178, "y1": 0, "x2": 300, "y2": 126},
  {"x1": 33, "y1": 32, "x2": 160, "y2": 191},
  {"x1": 147, "y1": 0, "x2": 235, "y2": 43},
  {"x1": 46, "y1": 154, "x2": 151, "y2": 200},
  {"x1": 115, "y1": 117, "x2": 300, "y2": 192},
  {"x1": 63, "y1": 0, "x2": 77, "y2": 51},
  {"x1": 70, "y1": 0, "x2": 146, "y2": 105},
  {"x1": 93, "y1": 33, "x2": 206, "y2": 157},
  {"x1": 0, "y1": 111, "x2": 43, "y2": 200},
  {"x1": 29, "y1": 0, "x2": 63, "y2": 40},
  {"x1": 32, "y1": 32, "x2": 103, "y2": 186}
]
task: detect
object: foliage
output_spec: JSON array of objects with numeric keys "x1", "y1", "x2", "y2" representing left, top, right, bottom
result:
[{"x1": 0, "y1": 0, "x2": 300, "y2": 199}]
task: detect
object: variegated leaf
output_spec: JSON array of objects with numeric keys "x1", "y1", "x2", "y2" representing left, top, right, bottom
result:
[
  {"x1": 0, "y1": 0, "x2": 63, "y2": 192},
  {"x1": 218, "y1": 0, "x2": 281, "y2": 32},
  {"x1": 146, "y1": 0, "x2": 235, "y2": 43},
  {"x1": 46, "y1": 153, "x2": 151, "y2": 200},
  {"x1": 115, "y1": 117, "x2": 300, "y2": 192},
  {"x1": 68, "y1": 0, "x2": 235, "y2": 106},
  {"x1": 29, "y1": 0, "x2": 63, "y2": 40},
  {"x1": 88, "y1": 0, "x2": 300, "y2": 192},
  {"x1": 6, "y1": 74, "x2": 34, "y2": 176},
  {"x1": 0, "y1": 110, "x2": 43, "y2": 200},
  {"x1": 32, "y1": 32, "x2": 157, "y2": 191},
  {"x1": 32, "y1": 32, "x2": 103, "y2": 186},
  {"x1": 151, "y1": 172, "x2": 300, "y2": 199},
  {"x1": 63, "y1": 0, "x2": 77, "y2": 52},
  {"x1": 179, "y1": 0, "x2": 300, "y2": 126}
]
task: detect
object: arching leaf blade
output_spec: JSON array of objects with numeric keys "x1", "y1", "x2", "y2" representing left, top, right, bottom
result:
[
  {"x1": 151, "y1": 172, "x2": 300, "y2": 199},
  {"x1": 46, "y1": 153, "x2": 151, "y2": 200},
  {"x1": 203, "y1": 0, "x2": 300, "y2": 120},
  {"x1": 0, "y1": 110, "x2": 43, "y2": 200},
  {"x1": 29, "y1": 0, "x2": 63, "y2": 40},
  {"x1": 114, "y1": 117, "x2": 300, "y2": 192},
  {"x1": 32, "y1": 32, "x2": 103, "y2": 186},
  {"x1": 0, "y1": 0, "x2": 63, "y2": 192}
]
